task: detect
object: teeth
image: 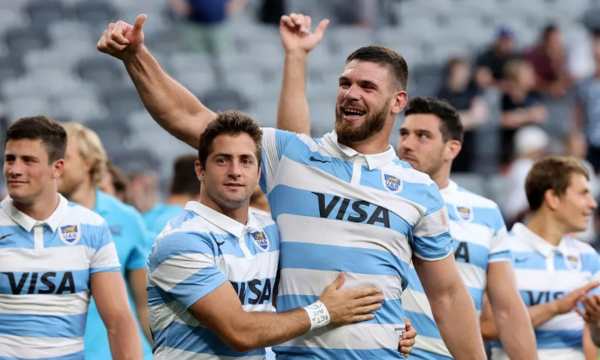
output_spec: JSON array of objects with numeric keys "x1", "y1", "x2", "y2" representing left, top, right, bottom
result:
[{"x1": 343, "y1": 107, "x2": 365, "y2": 116}]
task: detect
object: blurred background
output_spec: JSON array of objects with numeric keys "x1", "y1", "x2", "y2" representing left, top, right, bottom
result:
[{"x1": 0, "y1": 0, "x2": 599, "y2": 241}]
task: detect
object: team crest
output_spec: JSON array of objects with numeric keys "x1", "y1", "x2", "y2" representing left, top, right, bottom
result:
[
  {"x1": 566, "y1": 254, "x2": 580, "y2": 269},
  {"x1": 455, "y1": 206, "x2": 473, "y2": 222},
  {"x1": 251, "y1": 231, "x2": 269, "y2": 251},
  {"x1": 59, "y1": 225, "x2": 81, "y2": 244},
  {"x1": 383, "y1": 174, "x2": 402, "y2": 193}
]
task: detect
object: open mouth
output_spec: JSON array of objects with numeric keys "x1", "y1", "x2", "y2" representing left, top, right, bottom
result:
[{"x1": 341, "y1": 106, "x2": 366, "y2": 119}]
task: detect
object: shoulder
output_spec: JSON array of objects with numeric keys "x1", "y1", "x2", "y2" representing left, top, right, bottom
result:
[{"x1": 65, "y1": 201, "x2": 107, "y2": 227}]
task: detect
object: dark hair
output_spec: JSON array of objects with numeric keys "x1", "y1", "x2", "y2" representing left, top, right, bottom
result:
[
  {"x1": 106, "y1": 161, "x2": 129, "y2": 195},
  {"x1": 542, "y1": 23, "x2": 559, "y2": 43},
  {"x1": 346, "y1": 46, "x2": 409, "y2": 90},
  {"x1": 525, "y1": 156, "x2": 589, "y2": 211},
  {"x1": 404, "y1": 97, "x2": 464, "y2": 142},
  {"x1": 197, "y1": 111, "x2": 262, "y2": 168},
  {"x1": 170, "y1": 154, "x2": 200, "y2": 196},
  {"x1": 6, "y1": 116, "x2": 67, "y2": 162}
]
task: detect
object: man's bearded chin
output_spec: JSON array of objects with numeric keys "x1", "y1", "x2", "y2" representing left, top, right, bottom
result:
[{"x1": 335, "y1": 103, "x2": 388, "y2": 146}]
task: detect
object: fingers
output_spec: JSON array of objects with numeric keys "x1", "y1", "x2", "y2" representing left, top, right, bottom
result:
[
  {"x1": 344, "y1": 285, "x2": 383, "y2": 300},
  {"x1": 314, "y1": 19, "x2": 330, "y2": 38},
  {"x1": 331, "y1": 272, "x2": 345, "y2": 290},
  {"x1": 347, "y1": 313, "x2": 376, "y2": 323},
  {"x1": 580, "y1": 280, "x2": 600, "y2": 293},
  {"x1": 133, "y1": 14, "x2": 147, "y2": 35},
  {"x1": 352, "y1": 293, "x2": 385, "y2": 307}
]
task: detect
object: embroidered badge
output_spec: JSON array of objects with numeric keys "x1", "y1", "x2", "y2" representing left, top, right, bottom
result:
[
  {"x1": 383, "y1": 174, "x2": 402, "y2": 193},
  {"x1": 59, "y1": 225, "x2": 80, "y2": 244},
  {"x1": 251, "y1": 231, "x2": 269, "y2": 251},
  {"x1": 456, "y1": 206, "x2": 473, "y2": 222}
]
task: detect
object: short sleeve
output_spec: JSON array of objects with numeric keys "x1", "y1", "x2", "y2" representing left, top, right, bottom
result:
[
  {"x1": 260, "y1": 127, "x2": 299, "y2": 194},
  {"x1": 411, "y1": 187, "x2": 454, "y2": 261},
  {"x1": 488, "y1": 218, "x2": 512, "y2": 264},
  {"x1": 90, "y1": 223, "x2": 121, "y2": 274},
  {"x1": 149, "y1": 232, "x2": 227, "y2": 308}
]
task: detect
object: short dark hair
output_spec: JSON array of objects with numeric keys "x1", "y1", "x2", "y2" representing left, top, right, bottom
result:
[
  {"x1": 525, "y1": 156, "x2": 589, "y2": 211},
  {"x1": 404, "y1": 97, "x2": 464, "y2": 142},
  {"x1": 170, "y1": 154, "x2": 200, "y2": 196},
  {"x1": 197, "y1": 111, "x2": 262, "y2": 168},
  {"x1": 6, "y1": 116, "x2": 67, "y2": 162},
  {"x1": 346, "y1": 46, "x2": 409, "y2": 90}
]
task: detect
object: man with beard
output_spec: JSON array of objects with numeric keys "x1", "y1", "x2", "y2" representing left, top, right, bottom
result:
[
  {"x1": 58, "y1": 122, "x2": 153, "y2": 360},
  {"x1": 96, "y1": 13, "x2": 484, "y2": 359}
]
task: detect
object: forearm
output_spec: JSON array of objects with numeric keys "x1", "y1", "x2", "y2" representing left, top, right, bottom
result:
[
  {"x1": 528, "y1": 302, "x2": 558, "y2": 327},
  {"x1": 588, "y1": 322, "x2": 600, "y2": 348},
  {"x1": 124, "y1": 45, "x2": 216, "y2": 147},
  {"x1": 492, "y1": 298, "x2": 537, "y2": 359},
  {"x1": 430, "y1": 285, "x2": 485, "y2": 359},
  {"x1": 221, "y1": 308, "x2": 310, "y2": 351},
  {"x1": 277, "y1": 50, "x2": 311, "y2": 134},
  {"x1": 136, "y1": 304, "x2": 152, "y2": 343},
  {"x1": 107, "y1": 312, "x2": 142, "y2": 360}
]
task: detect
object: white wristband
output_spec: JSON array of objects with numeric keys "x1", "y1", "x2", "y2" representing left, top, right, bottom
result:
[{"x1": 303, "y1": 300, "x2": 331, "y2": 330}]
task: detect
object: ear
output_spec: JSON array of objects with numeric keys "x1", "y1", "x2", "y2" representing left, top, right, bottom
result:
[
  {"x1": 52, "y1": 159, "x2": 65, "y2": 179},
  {"x1": 544, "y1": 188, "x2": 561, "y2": 211},
  {"x1": 194, "y1": 159, "x2": 204, "y2": 182},
  {"x1": 391, "y1": 90, "x2": 408, "y2": 115},
  {"x1": 445, "y1": 140, "x2": 462, "y2": 161}
]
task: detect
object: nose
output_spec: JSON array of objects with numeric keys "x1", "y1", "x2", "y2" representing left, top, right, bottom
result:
[
  {"x1": 398, "y1": 134, "x2": 416, "y2": 153},
  {"x1": 342, "y1": 84, "x2": 359, "y2": 100},
  {"x1": 5, "y1": 161, "x2": 23, "y2": 178},
  {"x1": 227, "y1": 160, "x2": 243, "y2": 178},
  {"x1": 590, "y1": 196, "x2": 598, "y2": 210}
]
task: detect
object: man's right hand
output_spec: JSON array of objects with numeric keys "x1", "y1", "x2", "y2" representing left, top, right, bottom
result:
[
  {"x1": 319, "y1": 273, "x2": 384, "y2": 325},
  {"x1": 97, "y1": 14, "x2": 147, "y2": 61},
  {"x1": 553, "y1": 281, "x2": 600, "y2": 315},
  {"x1": 279, "y1": 12, "x2": 329, "y2": 56}
]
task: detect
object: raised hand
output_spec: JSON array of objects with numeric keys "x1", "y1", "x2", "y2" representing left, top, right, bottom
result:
[
  {"x1": 554, "y1": 281, "x2": 600, "y2": 315},
  {"x1": 279, "y1": 12, "x2": 329, "y2": 56},
  {"x1": 318, "y1": 273, "x2": 384, "y2": 325},
  {"x1": 97, "y1": 14, "x2": 147, "y2": 61}
]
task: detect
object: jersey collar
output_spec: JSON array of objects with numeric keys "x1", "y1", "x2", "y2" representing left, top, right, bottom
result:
[
  {"x1": 439, "y1": 179, "x2": 458, "y2": 196},
  {"x1": 1, "y1": 194, "x2": 68, "y2": 233},
  {"x1": 512, "y1": 222, "x2": 573, "y2": 258},
  {"x1": 184, "y1": 201, "x2": 259, "y2": 239},
  {"x1": 323, "y1": 131, "x2": 398, "y2": 170}
]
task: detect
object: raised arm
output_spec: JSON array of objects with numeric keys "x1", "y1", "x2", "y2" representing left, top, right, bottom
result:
[
  {"x1": 92, "y1": 272, "x2": 142, "y2": 360},
  {"x1": 97, "y1": 15, "x2": 215, "y2": 147},
  {"x1": 485, "y1": 261, "x2": 537, "y2": 359},
  {"x1": 189, "y1": 273, "x2": 383, "y2": 351},
  {"x1": 414, "y1": 255, "x2": 486, "y2": 360},
  {"x1": 277, "y1": 13, "x2": 329, "y2": 135}
]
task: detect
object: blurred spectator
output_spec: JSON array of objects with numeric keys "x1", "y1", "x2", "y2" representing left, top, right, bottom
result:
[
  {"x1": 525, "y1": 24, "x2": 573, "y2": 98},
  {"x1": 501, "y1": 126, "x2": 549, "y2": 225},
  {"x1": 258, "y1": 0, "x2": 287, "y2": 26},
  {"x1": 500, "y1": 59, "x2": 547, "y2": 166},
  {"x1": 475, "y1": 27, "x2": 519, "y2": 88},
  {"x1": 574, "y1": 29, "x2": 600, "y2": 173},
  {"x1": 437, "y1": 57, "x2": 488, "y2": 172},
  {"x1": 99, "y1": 160, "x2": 129, "y2": 202},
  {"x1": 141, "y1": 154, "x2": 200, "y2": 239}
]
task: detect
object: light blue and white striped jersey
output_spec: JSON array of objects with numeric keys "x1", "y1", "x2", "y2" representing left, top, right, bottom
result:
[
  {"x1": 491, "y1": 223, "x2": 600, "y2": 360},
  {"x1": 0, "y1": 195, "x2": 120, "y2": 359},
  {"x1": 147, "y1": 201, "x2": 279, "y2": 359},
  {"x1": 401, "y1": 181, "x2": 511, "y2": 359},
  {"x1": 261, "y1": 129, "x2": 453, "y2": 359}
]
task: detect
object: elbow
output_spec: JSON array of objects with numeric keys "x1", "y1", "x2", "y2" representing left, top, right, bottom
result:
[{"x1": 224, "y1": 333, "x2": 257, "y2": 353}]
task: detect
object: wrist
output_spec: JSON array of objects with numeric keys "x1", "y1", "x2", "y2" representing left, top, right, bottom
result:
[
  {"x1": 303, "y1": 301, "x2": 331, "y2": 330},
  {"x1": 285, "y1": 49, "x2": 309, "y2": 61}
]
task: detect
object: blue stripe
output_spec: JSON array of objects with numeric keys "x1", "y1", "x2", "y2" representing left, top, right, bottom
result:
[
  {"x1": 0, "y1": 351, "x2": 84, "y2": 360},
  {"x1": 167, "y1": 267, "x2": 226, "y2": 308},
  {"x1": 410, "y1": 347, "x2": 453, "y2": 360},
  {"x1": 149, "y1": 232, "x2": 221, "y2": 270},
  {"x1": 154, "y1": 321, "x2": 265, "y2": 357},
  {"x1": 452, "y1": 240, "x2": 490, "y2": 270},
  {"x1": 359, "y1": 168, "x2": 444, "y2": 212},
  {"x1": 269, "y1": 184, "x2": 412, "y2": 234},
  {"x1": 280, "y1": 241, "x2": 411, "y2": 277},
  {"x1": 0, "y1": 313, "x2": 87, "y2": 338},
  {"x1": 412, "y1": 233, "x2": 453, "y2": 261},
  {"x1": 405, "y1": 273, "x2": 483, "y2": 309},
  {"x1": 273, "y1": 346, "x2": 403, "y2": 359},
  {"x1": 446, "y1": 204, "x2": 504, "y2": 231},
  {"x1": 0, "y1": 225, "x2": 33, "y2": 249},
  {"x1": 403, "y1": 310, "x2": 441, "y2": 339},
  {"x1": 0, "y1": 270, "x2": 90, "y2": 295},
  {"x1": 166, "y1": 210, "x2": 196, "y2": 229},
  {"x1": 0, "y1": 223, "x2": 112, "y2": 251},
  {"x1": 147, "y1": 285, "x2": 174, "y2": 307},
  {"x1": 511, "y1": 251, "x2": 546, "y2": 269},
  {"x1": 535, "y1": 329, "x2": 582, "y2": 349},
  {"x1": 277, "y1": 294, "x2": 406, "y2": 325}
]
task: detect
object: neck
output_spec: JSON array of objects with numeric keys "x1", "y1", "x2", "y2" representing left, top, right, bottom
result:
[
  {"x1": 13, "y1": 192, "x2": 60, "y2": 221},
  {"x1": 526, "y1": 209, "x2": 565, "y2": 247},
  {"x1": 432, "y1": 163, "x2": 452, "y2": 190},
  {"x1": 199, "y1": 192, "x2": 249, "y2": 224},
  {"x1": 346, "y1": 120, "x2": 393, "y2": 155},
  {"x1": 68, "y1": 179, "x2": 97, "y2": 209}
]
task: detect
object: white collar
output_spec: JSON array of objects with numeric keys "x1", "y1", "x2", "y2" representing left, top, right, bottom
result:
[
  {"x1": 184, "y1": 201, "x2": 261, "y2": 239},
  {"x1": 1, "y1": 194, "x2": 68, "y2": 233},
  {"x1": 512, "y1": 222, "x2": 573, "y2": 258},
  {"x1": 322, "y1": 131, "x2": 398, "y2": 170},
  {"x1": 439, "y1": 179, "x2": 458, "y2": 196}
]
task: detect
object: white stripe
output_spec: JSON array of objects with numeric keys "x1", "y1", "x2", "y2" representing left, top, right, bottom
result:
[
  {"x1": 448, "y1": 220, "x2": 495, "y2": 249},
  {"x1": 0, "y1": 335, "x2": 83, "y2": 358},
  {"x1": 0, "y1": 293, "x2": 88, "y2": 316},
  {"x1": 91, "y1": 242, "x2": 120, "y2": 269},
  {"x1": 515, "y1": 269, "x2": 589, "y2": 291},
  {"x1": 150, "y1": 300, "x2": 198, "y2": 332},
  {"x1": 491, "y1": 347, "x2": 584, "y2": 360},
  {"x1": 401, "y1": 288, "x2": 434, "y2": 318},
  {"x1": 277, "y1": 157, "x2": 424, "y2": 225},
  {"x1": 155, "y1": 345, "x2": 265, "y2": 360},
  {"x1": 414, "y1": 335, "x2": 451, "y2": 358},
  {"x1": 278, "y1": 268, "x2": 403, "y2": 300},
  {"x1": 444, "y1": 189, "x2": 498, "y2": 209},
  {"x1": 414, "y1": 207, "x2": 450, "y2": 238},
  {"x1": 277, "y1": 322, "x2": 403, "y2": 350},
  {"x1": 277, "y1": 214, "x2": 413, "y2": 264},
  {"x1": 537, "y1": 312, "x2": 584, "y2": 332},
  {"x1": 220, "y1": 252, "x2": 279, "y2": 282},
  {"x1": 456, "y1": 262, "x2": 487, "y2": 289},
  {"x1": 0, "y1": 246, "x2": 95, "y2": 272},
  {"x1": 151, "y1": 252, "x2": 215, "y2": 291}
]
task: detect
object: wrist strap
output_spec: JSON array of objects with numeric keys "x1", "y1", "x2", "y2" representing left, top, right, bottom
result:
[{"x1": 303, "y1": 300, "x2": 331, "y2": 330}]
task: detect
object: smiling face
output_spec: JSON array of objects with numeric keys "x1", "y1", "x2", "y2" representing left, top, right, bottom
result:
[
  {"x1": 553, "y1": 173, "x2": 597, "y2": 233},
  {"x1": 197, "y1": 133, "x2": 260, "y2": 211},
  {"x1": 4, "y1": 138, "x2": 63, "y2": 206},
  {"x1": 335, "y1": 60, "x2": 400, "y2": 146}
]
